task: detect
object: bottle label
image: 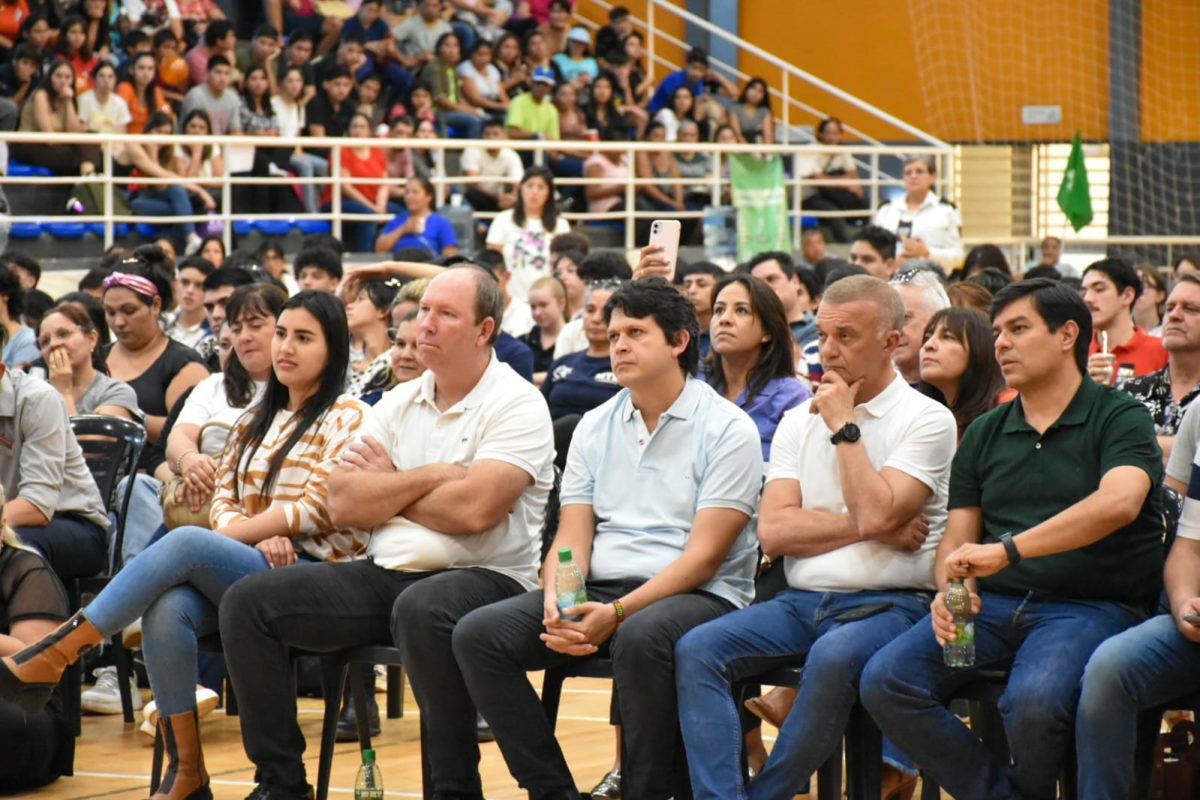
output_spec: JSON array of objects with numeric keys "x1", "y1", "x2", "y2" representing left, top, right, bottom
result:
[
  {"x1": 355, "y1": 790, "x2": 385, "y2": 800},
  {"x1": 557, "y1": 589, "x2": 587, "y2": 621},
  {"x1": 953, "y1": 621, "x2": 974, "y2": 645}
]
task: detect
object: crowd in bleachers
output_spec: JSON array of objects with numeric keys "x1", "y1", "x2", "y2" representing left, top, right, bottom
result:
[
  {"x1": 0, "y1": 1, "x2": 794, "y2": 256},
  {"x1": 0, "y1": 4, "x2": 1198, "y2": 800}
]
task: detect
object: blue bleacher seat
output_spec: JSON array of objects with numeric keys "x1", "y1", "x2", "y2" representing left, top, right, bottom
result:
[
  {"x1": 45, "y1": 222, "x2": 86, "y2": 239},
  {"x1": 8, "y1": 162, "x2": 53, "y2": 178},
  {"x1": 255, "y1": 219, "x2": 291, "y2": 236},
  {"x1": 136, "y1": 223, "x2": 162, "y2": 237},
  {"x1": 9, "y1": 222, "x2": 42, "y2": 238},
  {"x1": 86, "y1": 223, "x2": 130, "y2": 237},
  {"x1": 233, "y1": 219, "x2": 255, "y2": 236},
  {"x1": 293, "y1": 219, "x2": 332, "y2": 234}
]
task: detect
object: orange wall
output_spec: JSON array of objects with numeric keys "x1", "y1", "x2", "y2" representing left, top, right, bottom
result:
[
  {"x1": 1141, "y1": 0, "x2": 1200, "y2": 142},
  {"x1": 575, "y1": 0, "x2": 1196, "y2": 143},
  {"x1": 740, "y1": 0, "x2": 1109, "y2": 143}
]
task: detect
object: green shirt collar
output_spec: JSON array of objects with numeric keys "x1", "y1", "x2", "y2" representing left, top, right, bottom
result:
[{"x1": 1001, "y1": 374, "x2": 1095, "y2": 435}]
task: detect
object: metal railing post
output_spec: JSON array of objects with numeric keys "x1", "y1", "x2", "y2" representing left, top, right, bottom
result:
[
  {"x1": 221, "y1": 151, "x2": 232, "y2": 253},
  {"x1": 792, "y1": 153, "x2": 801, "y2": 250},
  {"x1": 102, "y1": 140, "x2": 113, "y2": 250},
  {"x1": 781, "y1": 71, "x2": 789, "y2": 145},
  {"x1": 625, "y1": 144, "x2": 636, "y2": 250},
  {"x1": 331, "y1": 142, "x2": 342, "y2": 241}
]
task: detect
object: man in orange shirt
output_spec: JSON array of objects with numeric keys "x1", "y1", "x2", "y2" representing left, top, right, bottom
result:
[{"x1": 1084, "y1": 257, "x2": 1168, "y2": 384}]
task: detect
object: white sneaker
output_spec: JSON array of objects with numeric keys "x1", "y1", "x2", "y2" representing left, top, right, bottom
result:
[
  {"x1": 81, "y1": 666, "x2": 144, "y2": 715},
  {"x1": 139, "y1": 687, "x2": 221, "y2": 737},
  {"x1": 375, "y1": 664, "x2": 387, "y2": 694}
]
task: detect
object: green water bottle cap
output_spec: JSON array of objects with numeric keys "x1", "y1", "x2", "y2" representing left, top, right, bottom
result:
[
  {"x1": 557, "y1": 547, "x2": 573, "y2": 563},
  {"x1": 363, "y1": 748, "x2": 376, "y2": 762}
]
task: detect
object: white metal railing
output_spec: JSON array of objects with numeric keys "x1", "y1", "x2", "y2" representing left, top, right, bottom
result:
[
  {"x1": 575, "y1": 0, "x2": 954, "y2": 207},
  {"x1": 0, "y1": 131, "x2": 946, "y2": 252}
]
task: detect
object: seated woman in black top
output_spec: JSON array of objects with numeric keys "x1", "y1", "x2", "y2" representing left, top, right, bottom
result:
[
  {"x1": 101, "y1": 251, "x2": 210, "y2": 473},
  {"x1": 541, "y1": 281, "x2": 621, "y2": 468},
  {"x1": 0, "y1": 518, "x2": 72, "y2": 791}
]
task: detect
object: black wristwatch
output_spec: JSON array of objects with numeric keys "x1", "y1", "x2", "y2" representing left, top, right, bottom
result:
[
  {"x1": 999, "y1": 532, "x2": 1022, "y2": 565},
  {"x1": 830, "y1": 422, "x2": 861, "y2": 445}
]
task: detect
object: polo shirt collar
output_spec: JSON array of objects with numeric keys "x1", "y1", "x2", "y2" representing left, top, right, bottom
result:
[
  {"x1": 1002, "y1": 374, "x2": 1095, "y2": 434},
  {"x1": 415, "y1": 350, "x2": 501, "y2": 413},
  {"x1": 858, "y1": 372, "x2": 907, "y2": 419},
  {"x1": 621, "y1": 376, "x2": 703, "y2": 423},
  {"x1": 1114, "y1": 326, "x2": 1148, "y2": 355}
]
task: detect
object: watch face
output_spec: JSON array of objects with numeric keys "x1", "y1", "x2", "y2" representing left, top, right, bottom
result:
[{"x1": 842, "y1": 423, "x2": 861, "y2": 442}]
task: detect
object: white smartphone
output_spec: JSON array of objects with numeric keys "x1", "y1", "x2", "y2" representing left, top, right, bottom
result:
[{"x1": 647, "y1": 219, "x2": 682, "y2": 283}]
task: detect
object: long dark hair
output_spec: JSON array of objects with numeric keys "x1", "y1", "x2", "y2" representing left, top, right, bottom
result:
[
  {"x1": 34, "y1": 59, "x2": 78, "y2": 110},
  {"x1": 234, "y1": 290, "x2": 350, "y2": 498},
  {"x1": 512, "y1": 166, "x2": 559, "y2": 231},
  {"x1": 240, "y1": 64, "x2": 274, "y2": 113},
  {"x1": 222, "y1": 284, "x2": 287, "y2": 408},
  {"x1": 126, "y1": 51, "x2": 158, "y2": 116},
  {"x1": 55, "y1": 15, "x2": 91, "y2": 60},
  {"x1": 737, "y1": 76, "x2": 774, "y2": 114},
  {"x1": 56, "y1": 290, "x2": 110, "y2": 344},
  {"x1": 180, "y1": 109, "x2": 215, "y2": 163},
  {"x1": 917, "y1": 307, "x2": 1006, "y2": 436},
  {"x1": 704, "y1": 274, "x2": 795, "y2": 401}
]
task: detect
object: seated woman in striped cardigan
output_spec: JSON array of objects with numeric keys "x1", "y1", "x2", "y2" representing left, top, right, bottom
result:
[{"x1": 0, "y1": 290, "x2": 371, "y2": 800}]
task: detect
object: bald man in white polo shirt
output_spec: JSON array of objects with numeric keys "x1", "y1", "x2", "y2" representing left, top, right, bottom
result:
[
  {"x1": 675, "y1": 275, "x2": 957, "y2": 800},
  {"x1": 219, "y1": 266, "x2": 555, "y2": 800}
]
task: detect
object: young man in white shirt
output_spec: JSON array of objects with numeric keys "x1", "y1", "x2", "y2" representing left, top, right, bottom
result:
[
  {"x1": 453, "y1": 279, "x2": 763, "y2": 800},
  {"x1": 219, "y1": 266, "x2": 555, "y2": 800},
  {"x1": 462, "y1": 119, "x2": 524, "y2": 212}
]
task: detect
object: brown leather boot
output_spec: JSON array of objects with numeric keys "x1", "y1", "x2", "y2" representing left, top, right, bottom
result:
[
  {"x1": 151, "y1": 710, "x2": 211, "y2": 800},
  {"x1": 743, "y1": 685, "x2": 798, "y2": 729},
  {"x1": 0, "y1": 610, "x2": 104, "y2": 713}
]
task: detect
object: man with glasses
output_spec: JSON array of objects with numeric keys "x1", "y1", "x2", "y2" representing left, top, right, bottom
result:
[{"x1": 889, "y1": 265, "x2": 950, "y2": 385}]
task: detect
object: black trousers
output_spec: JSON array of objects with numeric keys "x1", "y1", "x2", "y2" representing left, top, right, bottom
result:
[
  {"x1": 17, "y1": 513, "x2": 107, "y2": 581},
  {"x1": 0, "y1": 694, "x2": 71, "y2": 791},
  {"x1": 218, "y1": 560, "x2": 523, "y2": 795},
  {"x1": 452, "y1": 579, "x2": 733, "y2": 800}
]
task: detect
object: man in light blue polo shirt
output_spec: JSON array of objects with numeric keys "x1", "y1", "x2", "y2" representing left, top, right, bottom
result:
[{"x1": 453, "y1": 279, "x2": 763, "y2": 800}]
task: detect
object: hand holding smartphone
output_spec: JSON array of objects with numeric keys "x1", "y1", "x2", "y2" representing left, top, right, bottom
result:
[{"x1": 645, "y1": 219, "x2": 681, "y2": 282}]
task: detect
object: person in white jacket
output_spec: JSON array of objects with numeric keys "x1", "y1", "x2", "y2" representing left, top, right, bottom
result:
[{"x1": 873, "y1": 156, "x2": 963, "y2": 273}]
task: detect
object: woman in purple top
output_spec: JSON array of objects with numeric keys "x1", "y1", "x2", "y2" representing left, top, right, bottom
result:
[{"x1": 705, "y1": 274, "x2": 811, "y2": 461}]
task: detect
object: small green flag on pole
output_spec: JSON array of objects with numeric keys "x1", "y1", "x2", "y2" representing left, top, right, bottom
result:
[{"x1": 1057, "y1": 131, "x2": 1093, "y2": 232}]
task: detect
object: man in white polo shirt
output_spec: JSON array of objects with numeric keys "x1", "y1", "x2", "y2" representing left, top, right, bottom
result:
[
  {"x1": 453, "y1": 279, "x2": 763, "y2": 800},
  {"x1": 675, "y1": 274, "x2": 957, "y2": 800},
  {"x1": 219, "y1": 266, "x2": 555, "y2": 800}
]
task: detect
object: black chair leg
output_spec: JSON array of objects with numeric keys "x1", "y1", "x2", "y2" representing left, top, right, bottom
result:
[
  {"x1": 150, "y1": 724, "x2": 165, "y2": 793},
  {"x1": 386, "y1": 665, "x2": 404, "y2": 719},
  {"x1": 351, "y1": 662, "x2": 374, "y2": 750},
  {"x1": 315, "y1": 657, "x2": 349, "y2": 800},
  {"x1": 113, "y1": 638, "x2": 136, "y2": 724},
  {"x1": 540, "y1": 668, "x2": 566, "y2": 732},
  {"x1": 846, "y1": 701, "x2": 881, "y2": 800}
]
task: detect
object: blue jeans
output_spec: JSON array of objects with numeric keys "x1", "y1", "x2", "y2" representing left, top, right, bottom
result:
[
  {"x1": 860, "y1": 592, "x2": 1145, "y2": 800},
  {"x1": 328, "y1": 198, "x2": 378, "y2": 253},
  {"x1": 1076, "y1": 613, "x2": 1200, "y2": 799},
  {"x1": 675, "y1": 589, "x2": 928, "y2": 800},
  {"x1": 289, "y1": 152, "x2": 329, "y2": 214},
  {"x1": 129, "y1": 185, "x2": 195, "y2": 248},
  {"x1": 117, "y1": 474, "x2": 165, "y2": 563},
  {"x1": 84, "y1": 526, "x2": 269, "y2": 715},
  {"x1": 442, "y1": 110, "x2": 483, "y2": 140}
]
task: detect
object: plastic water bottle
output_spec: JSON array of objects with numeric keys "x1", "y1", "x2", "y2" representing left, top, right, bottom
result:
[
  {"x1": 943, "y1": 578, "x2": 975, "y2": 668},
  {"x1": 555, "y1": 547, "x2": 587, "y2": 622},
  {"x1": 354, "y1": 748, "x2": 384, "y2": 800}
]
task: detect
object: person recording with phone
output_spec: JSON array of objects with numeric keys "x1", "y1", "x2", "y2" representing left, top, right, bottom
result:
[{"x1": 675, "y1": 275, "x2": 957, "y2": 800}]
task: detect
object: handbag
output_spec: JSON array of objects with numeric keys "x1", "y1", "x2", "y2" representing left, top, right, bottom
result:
[{"x1": 158, "y1": 422, "x2": 231, "y2": 532}]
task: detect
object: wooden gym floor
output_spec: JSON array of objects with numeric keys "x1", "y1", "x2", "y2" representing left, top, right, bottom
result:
[{"x1": 16, "y1": 673, "x2": 942, "y2": 799}]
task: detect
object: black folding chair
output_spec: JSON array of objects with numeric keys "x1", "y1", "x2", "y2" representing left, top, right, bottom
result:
[{"x1": 67, "y1": 415, "x2": 146, "y2": 730}]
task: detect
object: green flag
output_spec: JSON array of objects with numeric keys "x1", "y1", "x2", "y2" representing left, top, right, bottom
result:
[
  {"x1": 729, "y1": 153, "x2": 789, "y2": 260},
  {"x1": 1057, "y1": 131, "x2": 1093, "y2": 232}
]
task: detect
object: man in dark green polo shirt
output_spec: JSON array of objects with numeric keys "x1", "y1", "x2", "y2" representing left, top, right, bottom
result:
[{"x1": 861, "y1": 278, "x2": 1163, "y2": 800}]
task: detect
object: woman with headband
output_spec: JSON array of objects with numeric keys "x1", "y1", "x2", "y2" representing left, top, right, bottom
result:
[{"x1": 101, "y1": 257, "x2": 210, "y2": 479}]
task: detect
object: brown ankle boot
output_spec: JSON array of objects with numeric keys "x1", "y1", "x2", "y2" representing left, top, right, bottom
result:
[
  {"x1": 0, "y1": 610, "x2": 104, "y2": 713},
  {"x1": 743, "y1": 685, "x2": 798, "y2": 729},
  {"x1": 151, "y1": 710, "x2": 211, "y2": 800}
]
